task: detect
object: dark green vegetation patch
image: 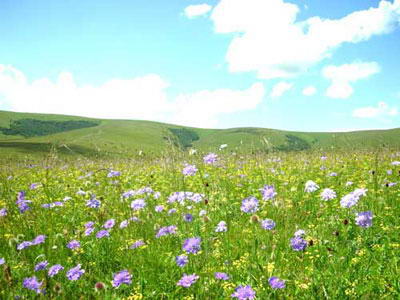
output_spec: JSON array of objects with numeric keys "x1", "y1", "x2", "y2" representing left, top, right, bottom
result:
[
  {"x1": 168, "y1": 127, "x2": 200, "y2": 148},
  {"x1": 274, "y1": 134, "x2": 311, "y2": 151},
  {"x1": 0, "y1": 119, "x2": 99, "y2": 137}
]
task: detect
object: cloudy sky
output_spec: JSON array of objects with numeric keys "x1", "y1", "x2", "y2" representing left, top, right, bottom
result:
[{"x1": 0, "y1": 0, "x2": 399, "y2": 131}]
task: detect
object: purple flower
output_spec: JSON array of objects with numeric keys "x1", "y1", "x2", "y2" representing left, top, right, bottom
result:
[
  {"x1": 155, "y1": 205, "x2": 164, "y2": 212},
  {"x1": 112, "y1": 270, "x2": 132, "y2": 287},
  {"x1": 130, "y1": 240, "x2": 146, "y2": 249},
  {"x1": 119, "y1": 220, "x2": 129, "y2": 229},
  {"x1": 66, "y1": 264, "x2": 85, "y2": 280},
  {"x1": 16, "y1": 191, "x2": 31, "y2": 213},
  {"x1": 96, "y1": 230, "x2": 110, "y2": 239},
  {"x1": 23, "y1": 276, "x2": 43, "y2": 294},
  {"x1": 320, "y1": 188, "x2": 336, "y2": 201},
  {"x1": 0, "y1": 258, "x2": 5, "y2": 265},
  {"x1": 240, "y1": 197, "x2": 259, "y2": 214},
  {"x1": 86, "y1": 197, "x2": 101, "y2": 208},
  {"x1": 340, "y1": 189, "x2": 367, "y2": 208},
  {"x1": 183, "y1": 213, "x2": 193, "y2": 222},
  {"x1": 156, "y1": 225, "x2": 177, "y2": 238},
  {"x1": 259, "y1": 185, "x2": 277, "y2": 200},
  {"x1": 215, "y1": 272, "x2": 229, "y2": 280},
  {"x1": 107, "y1": 170, "x2": 121, "y2": 178},
  {"x1": 176, "y1": 255, "x2": 189, "y2": 267},
  {"x1": 103, "y1": 219, "x2": 116, "y2": 229},
  {"x1": 67, "y1": 240, "x2": 81, "y2": 250},
  {"x1": 30, "y1": 183, "x2": 40, "y2": 190},
  {"x1": 130, "y1": 199, "x2": 146, "y2": 211},
  {"x1": 268, "y1": 276, "x2": 285, "y2": 289},
  {"x1": 203, "y1": 153, "x2": 218, "y2": 165},
  {"x1": 231, "y1": 285, "x2": 256, "y2": 299},
  {"x1": 290, "y1": 236, "x2": 308, "y2": 251},
  {"x1": 17, "y1": 241, "x2": 33, "y2": 250},
  {"x1": 34, "y1": 260, "x2": 49, "y2": 271},
  {"x1": 177, "y1": 273, "x2": 199, "y2": 288},
  {"x1": 261, "y1": 219, "x2": 276, "y2": 230},
  {"x1": 0, "y1": 208, "x2": 7, "y2": 216},
  {"x1": 304, "y1": 180, "x2": 319, "y2": 193},
  {"x1": 48, "y1": 264, "x2": 64, "y2": 277},
  {"x1": 355, "y1": 211, "x2": 373, "y2": 228},
  {"x1": 182, "y1": 164, "x2": 198, "y2": 176},
  {"x1": 85, "y1": 221, "x2": 95, "y2": 228},
  {"x1": 182, "y1": 237, "x2": 201, "y2": 254},
  {"x1": 215, "y1": 221, "x2": 228, "y2": 232},
  {"x1": 84, "y1": 227, "x2": 95, "y2": 236},
  {"x1": 294, "y1": 229, "x2": 305, "y2": 237},
  {"x1": 32, "y1": 235, "x2": 46, "y2": 245},
  {"x1": 168, "y1": 208, "x2": 177, "y2": 215}
]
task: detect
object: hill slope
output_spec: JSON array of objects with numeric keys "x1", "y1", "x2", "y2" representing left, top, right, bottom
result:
[{"x1": 0, "y1": 110, "x2": 399, "y2": 158}]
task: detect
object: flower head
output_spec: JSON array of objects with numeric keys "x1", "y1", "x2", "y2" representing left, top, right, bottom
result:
[
  {"x1": 67, "y1": 240, "x2": 80, "y2": 250},
  {"x1": 241, "y1": 197, "x2": 259, "y2": 214},
  {"x1": 182, "y1": 237, "x2": 201, "y2": 254},
  {"x1": 34, "y1": 260, "x2": 49, "y2": 272},
  {"x1": 231, "y1": 285, "x2": 256, "y2": 299},
  {"x1": 215, "y1": 272, "x2": 229, "y2": 280},
  {"x1": 320, "y1": 188, "x2": 336, "y2": 201},
  {"x1": 203, "y1": 153, "x2": 218, "y2": 165},
  {"x1": 103, "y1": 219, "x2": 116, "y2": 229},
  {"x1": 290, "y1": 236, "x2": 308, "y2": 251},
  {"x1": 261, "y1": 219, "x2": 276, "y2": 230},
  {"x1": 176, "y1": 254, "x2": 189, "y2": 267},
  {"x1": 355, "y1": 211, "x2": 373, "y2": 228},
  {"x1": 23, "y1": 276, "x2": 43, "y2": 294},
  {"x1": 130, "y1": 199, "x2": 146, "y2": 211},
  {"x1": 66, "y1": 264, "x2": 85, "y2": 280},
  {"x1": 48, "y1": 264, "x2": 64, "y2": 277},
  {"x1": 305, "y1": 180, "x2": 319, "y2": 193},
  {"x1": 112, "y1": 270, "x2": 132, "y2": 287},
  {"x1": 96, "y1": 230, "x2": 110, "y2": 239},
  {"x1": 156, "y1": 225, "x2": 177, "y2": 238},
  {"x1": 268, "y1": 276, "x2": 285, "y2": 289},
  {"x1": 177, "y1": 273, "x2": 199, "y2": 288},
  {"x1": 215, "y1": 221, "x2": 228, "y2": 232},
  {"x1": 182, "y1": 164, "x2": 198, "y2": 176},
  {"x1": 259, "y1": 185, "x2": 277, "y2": 200}
]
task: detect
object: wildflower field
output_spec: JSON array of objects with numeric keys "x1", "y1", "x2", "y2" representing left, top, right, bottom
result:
[{"x1": 0, "y1": 149, "x2": 399, "y2": 299}]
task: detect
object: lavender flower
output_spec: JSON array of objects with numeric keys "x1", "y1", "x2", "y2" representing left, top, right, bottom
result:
[
  {"x1": 183, "y1": 213, "x2": 193, "y2": 222},
  {"x1": 85, "y1": 221, "x2": 95, "y2": 228},
  {"x1": 119, "y1": 220, "x2": 129, "y2": 229},
  {"x1": 231, "y1": 285, "x2": 256, "y2": 299},
  {"x1": 67, "y1": 240, "x2": 81, "y2": 250},
  {"x1": 182, "y1": 237, "x2": 201, "y2": 254},
  {"x1": 240, "y1": 197, "x2": 259, "y2": 214},
  {"x1": 112, "y1": 270, "x2": 132, "y2": 287},
  {"x1": 203, "y1": 153, "x2": 218, "y2": 165},
  {"x1": 259, "y1": 185, "x2": 277, "y2": 200},
  {"x1": 0, "y1": 208, "x2": 7, "y2": 216},
  {"x1": 16, "y1": 191, "x2": 31, "y2": 213},
  {"x1": 320, "y1": 188, "x2": 336, "y2": 201},
  {"x1": 34, "y1": 260, "x2": 49, "y2": 271},
  {"x1": 32, "y1": 235, "x2": 46, "y2": 245},
  {"x1": 290, "y1": 236, "x2": 308, "y2": 251},
  {"x1": 215, "y1": 272, "x2": 229, "y2": 280},
  {"x1": 269, "y1": 276, "x2": 285, "y2": 289},
  {"x1": 86, "y1": 196, "x2": 101, "y2": 209},
  {"x1": 17, "y1": 241, "x2": 33, "y2": 250},
  {"x1": 84, "y1": 227, "x2": 95, "y2": 236},
  {"x1": 215, "y1": 221, "x2": 228, "y2": 232},
  {"x1": 130, "y1": 199, "x2": 146, "y2": 211},
  {"x1": 168, "y1": 208, "x2": 177, "y2": 215},
  {"x1": 261, "y1": 219, "x2": 276, "y2": 230},
  {"x1": 66, "y1": 264, "x2": 85, "y2": 280},
  {"x1": 155, "y1": 205, "x2": 164, "y2": 212},
  {"x1": 30, "y1": 183, "x2": 40, "y2": 190},
  {"x1": 176, "y1": 254, "x2": 189, "y2": 267},
  {"x1": 304, "y1": 180, "x2": 319, "y2": 193},
  {"x1": 156, "y1": 225, "x2": 177, "y2": 238},
  {"x1": 96, "y1": 230, "x2": 110, "y2": 239},
  {"x1": 0, "y1": 258, "x2": 5, "y2": 265},
  {"x1": 48, "y1": 264, "x2": 64, "y2": 277},
  {"x1": 355, "y1": 211, "x2": 373, "y2": 228},
  {"x1": 107, "y1": 170, "x2": 121, "y2": 178},
  {"x1": 177, "y1": 273, "x2": 199, "y2": 287},
  {"x1": 130, "y1": 240, "x2": 146, "y2": 249},
  {"x1": 182, "y1": 164, "x2": 198, "y2": 176},
  {"x1": 294, "y1": 229, "x2": 306, "y2": 237},
  {"x1": 23, "y1": 276, "x2": 43, "y2": 294},
  {"x1": 103, "y1": 219, "x2": 116, "y2": 229}
]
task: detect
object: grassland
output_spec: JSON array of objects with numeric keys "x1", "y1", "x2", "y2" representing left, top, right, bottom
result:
[
  {"x1": 0, "y1": 110, "x2": 399, "y2": 159},
  {"x1": 0, "y1": 148, "x2": 399, "y2": 299}
]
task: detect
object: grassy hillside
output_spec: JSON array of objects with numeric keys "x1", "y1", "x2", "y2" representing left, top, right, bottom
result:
[{"x1": 0, "y1": 110, "x2": 399, "y2": 158}]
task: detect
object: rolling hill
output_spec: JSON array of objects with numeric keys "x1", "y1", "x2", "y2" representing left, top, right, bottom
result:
[{"x1": 0, "y1": 110, "x2": 399, "y2": 158}]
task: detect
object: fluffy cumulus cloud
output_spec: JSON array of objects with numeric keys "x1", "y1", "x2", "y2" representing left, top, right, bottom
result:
[
  {"x1": 353, "y1": 101, "x2": 398, "y2": 118},
  {"x1": 184, "y1": 4, "x2": 213, "y2": 18},
  {"x1": 0, "y1": 65, "x2": 265, "y2": 128},
  {"x1": 323, "y1": 62, "x2": 380, "y2": 99},
  {"x1": 209, "y1": 0, "x2": 400, "y2": 79},
  {"x1": 270, "y1": 81, "x2": 292, "y2": 98}
]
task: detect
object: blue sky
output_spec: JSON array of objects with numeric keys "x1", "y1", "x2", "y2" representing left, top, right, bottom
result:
[{"x1": 0, "y1": 0, "x2": 399, "y2": 131}]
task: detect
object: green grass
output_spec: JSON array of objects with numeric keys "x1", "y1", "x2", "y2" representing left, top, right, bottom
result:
[
  {"x1": 0, "y1": 149, "x2": 399, "y2": 298},
  {"x1": 0, "y1": 110, "x2": 399, "y2": 159}
]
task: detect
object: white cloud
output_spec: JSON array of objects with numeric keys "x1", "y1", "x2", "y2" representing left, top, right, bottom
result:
[
  {"x1": 353, "y1": 101, "x2": 398, "y2": 118},
  {"x1": 323, "y1": 62, "x2": 380, "y2": 99},
  {"x1": 210, "y1": 0, "x2": 400, "y2": 79},
  {"x1": 0, "y1": 65, "x2": 265, "y2": 128},
  {"x1": 184, "y1": 4, "x2": 212, "y2": 18},
  {"x1": 270, "y1": 81, "x2": 292, "y2": 98},
  {"x1": 302, "y1": 86, "x2": 317, "y2": 96}
]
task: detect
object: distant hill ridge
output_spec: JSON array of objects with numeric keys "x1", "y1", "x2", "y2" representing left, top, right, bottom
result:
[{"x1": 0, "y1": 110, "x2": 399, "y2": 157}]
